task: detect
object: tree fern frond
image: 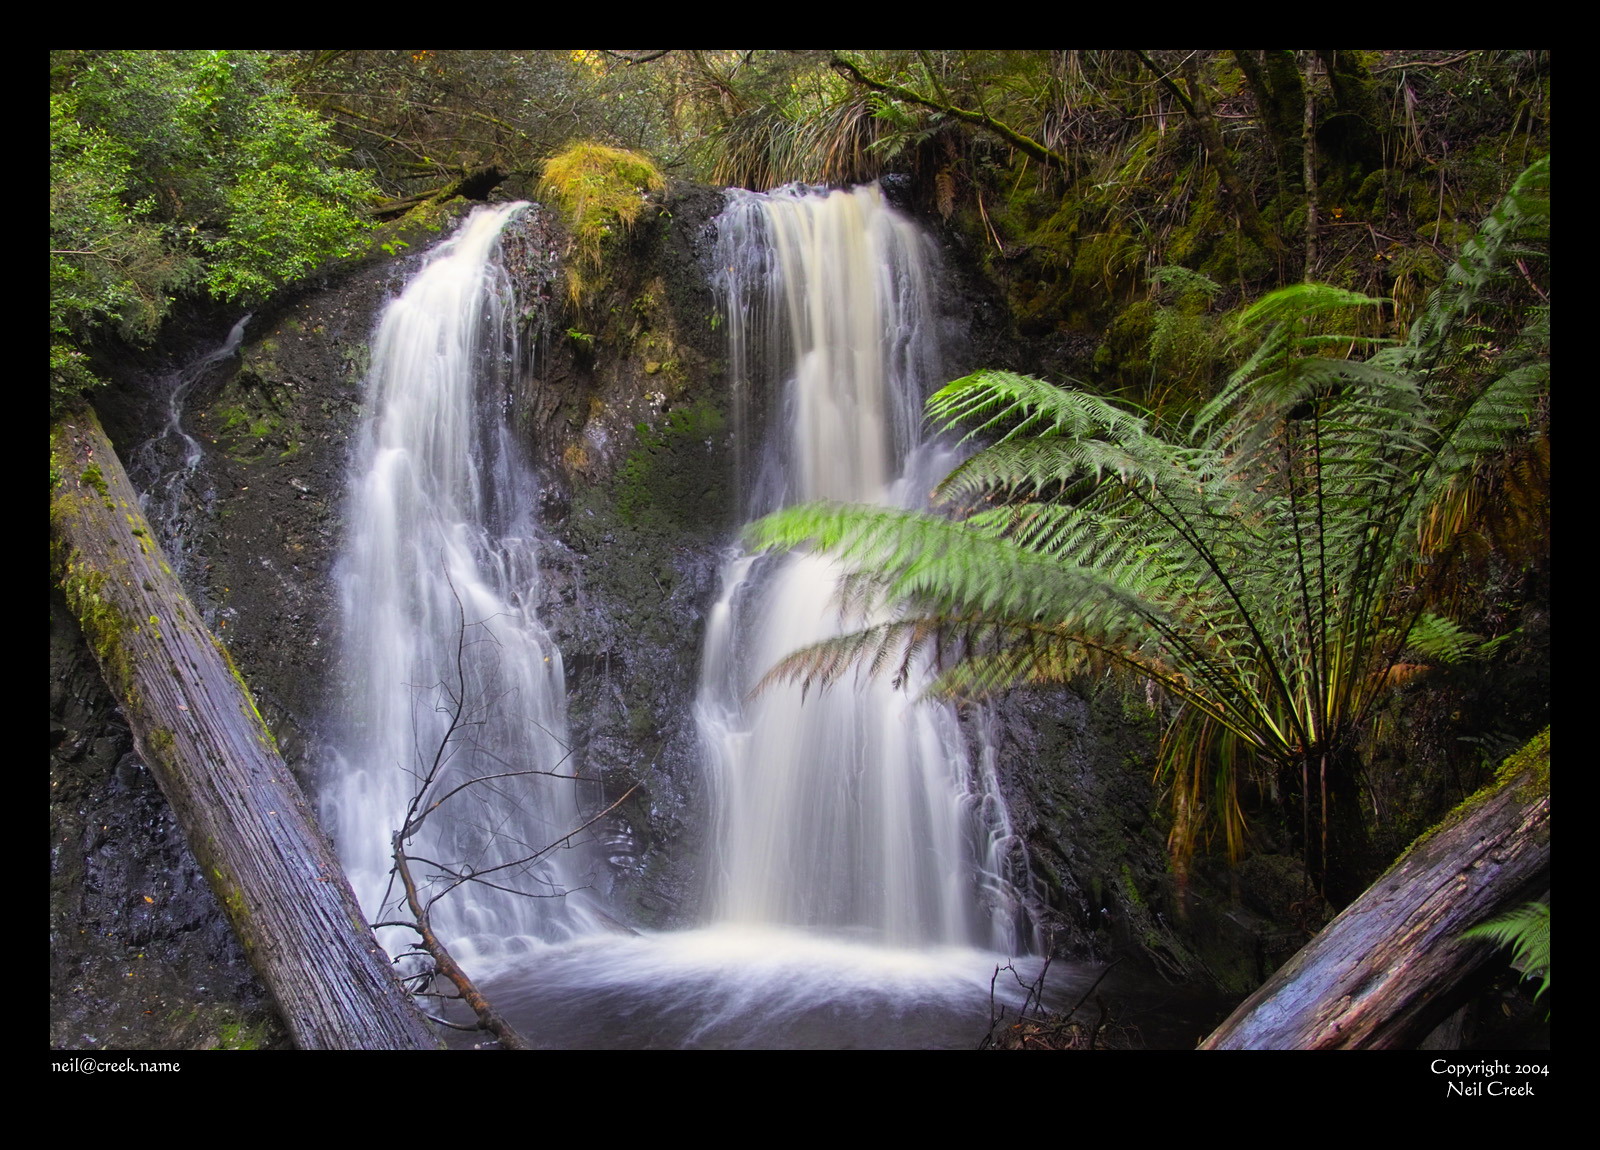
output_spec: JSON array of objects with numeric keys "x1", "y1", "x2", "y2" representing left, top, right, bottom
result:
[
  {"x1": 1403, "y1": 613, "x2": 1483, "y2": 664},
  {"x1": 1463, "y1": 901, "x2": 1550, "y2": 1002},
  {"x1": 1410, "y1": 155, "x2": 1549, "y2": 356},
  {"x1": 927, "y1": 370, "x2": 1151, "y2": 446},
  {"x1": 750, "y1": 618, "x2": 932, "y2": 699},
  {"x1": 1232, "y1": 283, "x2": 1394, "y2": 340},
  {"x1": 1198, "y1": 285, "x2": 1395, "y2": 433},
  {"x1": 747, "y1": 501, "x2": 1159, "y2": 640}
]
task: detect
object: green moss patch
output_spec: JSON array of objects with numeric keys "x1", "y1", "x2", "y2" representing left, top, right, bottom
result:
[
  {"x1": 539, "y1": 143, "x2": 666, "y2": 306},
  {"x1": 615, "y1": 398, "x2": 727, "y2": 532}
]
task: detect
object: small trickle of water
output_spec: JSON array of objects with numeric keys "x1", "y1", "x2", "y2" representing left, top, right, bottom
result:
[
  {"x1": 132, "y1": 314, "x2": 250, "y2": 581},
  {"x1": 325, "y1": 204, "x2": 600, "y2": 966}
]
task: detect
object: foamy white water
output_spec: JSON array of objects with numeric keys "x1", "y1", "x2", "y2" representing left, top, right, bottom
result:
[
  {"x1": 326, "y1": 204, "x2": 599, "y2": 966},
  {"x1": 469, "y1": 925, "x2": 1054, "y2": 1049},
  {"x1": 699, "y1": 184, "x2": 1033, "y2": 953}
]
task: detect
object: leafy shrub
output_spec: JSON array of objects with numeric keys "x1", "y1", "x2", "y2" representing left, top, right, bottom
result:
[{"x1": 50, "y1": 50, "x2": 377, "y2": 412}]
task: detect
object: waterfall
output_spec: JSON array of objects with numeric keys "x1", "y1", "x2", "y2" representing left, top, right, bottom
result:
[
  {"x1": 700, "y1": 184, "x2": 1031, "y2": 952},
  {"x1": 325, "y1": 203, "x2": 598, "y2": 965},
  {"x1": 315, "y1": 190, "x2": 1036, "y2": 1047}
]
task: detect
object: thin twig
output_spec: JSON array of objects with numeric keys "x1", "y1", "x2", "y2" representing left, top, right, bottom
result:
[{"x1": 1372, "y1": 51, "x2": 1480, "y2": 73}]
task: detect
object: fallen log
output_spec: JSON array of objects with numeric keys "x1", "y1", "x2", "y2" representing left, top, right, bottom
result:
[
  {"x1": 1201, "y1": 730, "x2": 1549, "y2": 1049},
  {"x1": 373, "y1": 165, "x2": 506, "y2": 220},
  {"x1": 50, "y1": 410, "x2": 442, "y2": 1050}
]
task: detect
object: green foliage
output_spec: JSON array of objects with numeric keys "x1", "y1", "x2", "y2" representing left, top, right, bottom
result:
[
  {"x1": 1403, "y1": 613, "x2": 1484, "y2": 665},
  {"x1": 1463, "y1": 901, "x2": 1549, "y2": 1003},
  {"x1": 50, "y1": 50, "x2": 377, "y2": 413},
  {"x1": 750, "y1": 158, "x2": 1549, "y2": 882},
  {"x1": 1143, "y1": 266, "x2": 1227, "y2": 408},
  {"x1": 50, "y1": 92, "x2": 194, "y2": 405},
  {"x1": 712, "y1": 85, "x2": 887, "y2": 191},
  {"x1": 282, "y1": 50, "x2": 692, "y2": 197}
]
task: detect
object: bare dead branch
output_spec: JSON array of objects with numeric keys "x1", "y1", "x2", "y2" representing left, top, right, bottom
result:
[{"x1": 393, "y1": 832, "x2": 530, "y2": 1049}]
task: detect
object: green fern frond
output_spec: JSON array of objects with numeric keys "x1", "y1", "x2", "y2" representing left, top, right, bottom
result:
[
  {"x1": 1463, "y1": 901, "x2": 1550, "y2": 1002},
  {"x1": 927, "y1": 370, "x2": 1151, "y2": 446},
  {"x1": 1411, "y1": 155, "x2": 1549, "y2": 356},
  {"x1": 1231, "y1": 282, "x2": 1394, "y2": 342},
  {"x1": 751, "y1": 618, "x2": 933, "y2": 698},
  {"x1": 1150, "y1": 265, "x2": 1223, "y2": 306},
  {"x1": 1198, "y1": 286, "x2": 1400, "y2": 439},
  {"x1": 1403, "y1": 613, "x2": 1483, "y2": 664}
]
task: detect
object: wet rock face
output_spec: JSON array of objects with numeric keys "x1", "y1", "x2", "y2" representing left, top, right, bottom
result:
[
  {"x1": 527, "y1": 182, "x2": 732, "y2": 927},
  {"x1": 988, "y1": 687, "x2": 1249, "y2": 992},
  {"x1": 991, "y1": 689, "x2": 1170, "y2": 960}
]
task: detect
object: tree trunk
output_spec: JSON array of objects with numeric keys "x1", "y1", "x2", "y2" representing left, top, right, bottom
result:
[
  {"x1": 1232, "y1": 50, "x2": 1305, "y2": 196},
  {"x1": 50, "y1": 410, "x2": 442, "y2": 1050},
  {"x1": 1303, "y1": 53, "x2": 1320, "y2": 280},
  {"x1": 1133, "y1": 51, "x2": 1281, "y2": 256},
  {"x1": 1315, "y1": 49, "x2": 1384, "y2": 172},
  {"x1": 1202, "y1": 730, "x2": 1549, "y2": 1049}
]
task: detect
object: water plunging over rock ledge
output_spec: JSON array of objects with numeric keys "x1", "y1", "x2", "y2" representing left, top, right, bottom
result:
[
  {"x1": 698, "y1": 184, "x2": 1034, "y2": 953},
  {"x1": 326, "y1": 203, "x2": 603, "y2": 964}
]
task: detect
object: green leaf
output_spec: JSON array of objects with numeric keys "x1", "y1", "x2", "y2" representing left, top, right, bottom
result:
[{"x1": 1463, "y1": 902, "x2": 1549, "y2": 1002}]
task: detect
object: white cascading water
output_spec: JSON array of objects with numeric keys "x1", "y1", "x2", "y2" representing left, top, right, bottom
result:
[
  {"x1": 321, "y1": 189, "x2": 1039, "y2": 1047},
  {"x1": 325, "y1": 203, "x2": 598, "y2": 967},
  {"x1": 700, "y1": 184, "x2": 1031, "y2": 953}
]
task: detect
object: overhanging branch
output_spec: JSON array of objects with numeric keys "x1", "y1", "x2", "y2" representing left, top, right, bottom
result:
[{"x1": 829, "y1": 54, "x2": 1070, "y2": 173}]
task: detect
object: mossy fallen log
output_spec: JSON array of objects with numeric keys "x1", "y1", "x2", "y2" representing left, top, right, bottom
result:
[
  {"x1": 1201, "y1": 729, "x2": 1549, "y2": 1049},
  {"x1": 372, "y1": 164, "x2": 506, "y2": 220},
  {"x1": 50, "y1": 409, "x2": 441, "y2": 1050}
]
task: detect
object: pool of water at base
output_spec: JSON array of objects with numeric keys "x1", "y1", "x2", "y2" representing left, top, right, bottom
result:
[{"x1": 437, "y1": 925, "x2": 1236, "y2": 1050}]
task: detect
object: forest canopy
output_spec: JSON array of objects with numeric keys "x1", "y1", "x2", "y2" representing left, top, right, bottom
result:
[
  {"x1": 51, "y1": 50, "x2": 1550, "y2": 417},
  {"x1": 50, "y1": 50, "x2": 378, "y2": 410}
]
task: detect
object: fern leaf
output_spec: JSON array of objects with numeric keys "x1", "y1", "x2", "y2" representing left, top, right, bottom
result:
[
  {"x1": 1463, "y1": 901, "x2": 1550, "y2": 1001},
  {"x1": 1409, "y1": 155, "x2": 1549, "y2": 356},
  {"x1": 1403, "y1": 613, "x2": 1483, "y2": 664}
]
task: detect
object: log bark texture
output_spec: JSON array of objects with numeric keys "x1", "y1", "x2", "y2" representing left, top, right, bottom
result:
[
  {"x1": 1201, "y1": 731, "x2": 1549, "y2": 1049},
  {"x1": 50, "y1": 410, "x2": 442, "y2": 1050}
]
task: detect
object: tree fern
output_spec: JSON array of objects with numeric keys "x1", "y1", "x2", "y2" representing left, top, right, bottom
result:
[{"x1": 748, "y1": 158, "x2": 1549, "y2": 886}]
